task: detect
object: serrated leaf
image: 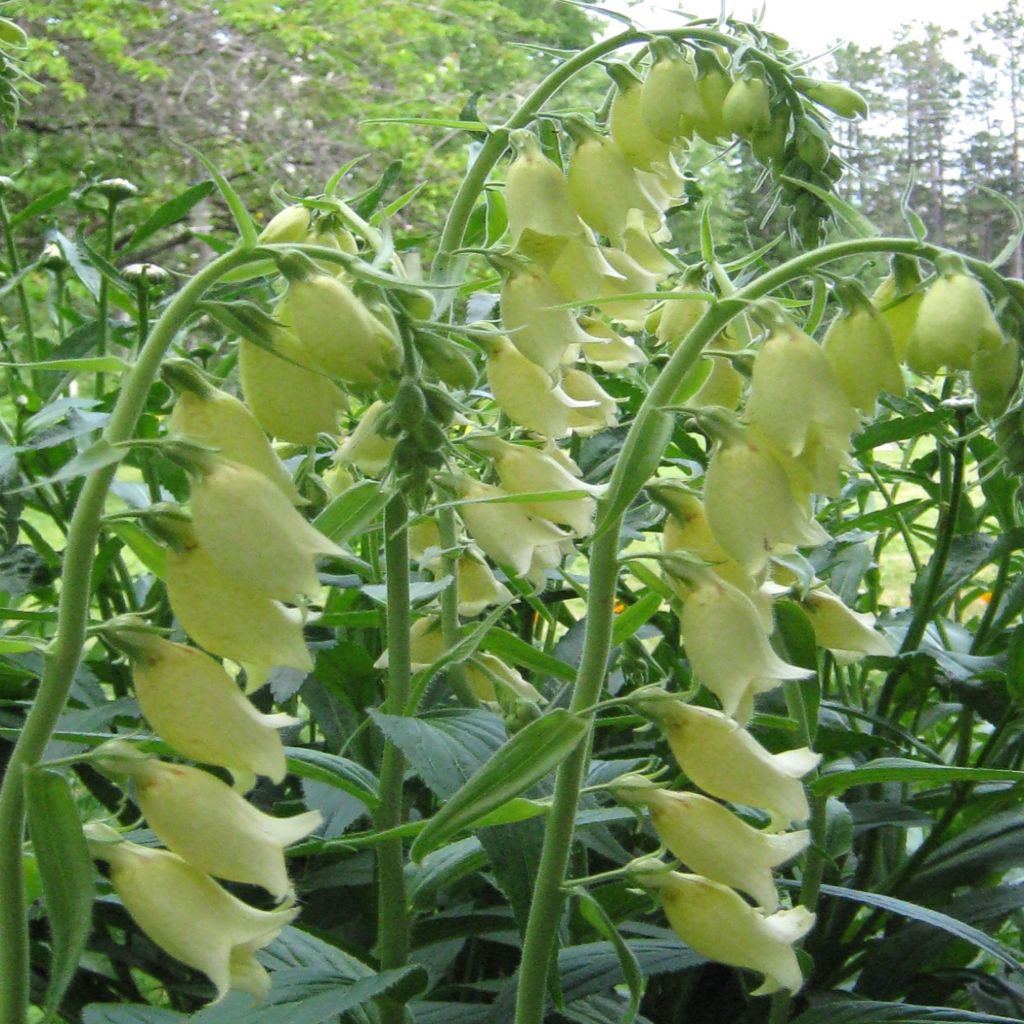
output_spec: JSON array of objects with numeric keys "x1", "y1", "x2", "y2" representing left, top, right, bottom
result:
[
  {"x1": 410, "y1": 709, "x2": 588, "y2": 861},
  {"x1": 25, "y1": 769, "x2": 95, "y2": 1022}
]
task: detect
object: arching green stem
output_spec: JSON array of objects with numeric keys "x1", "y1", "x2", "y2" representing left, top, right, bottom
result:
[
  {"x1": 512, "y1": 236, "x2": 939, "y2": 1024},
  {"x1": 0, "y1": 245, "x2": 256, "y2": 1024}
]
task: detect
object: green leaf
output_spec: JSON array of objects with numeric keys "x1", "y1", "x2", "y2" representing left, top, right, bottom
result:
[
  {"x1": 285, "y1": 748, "x2": 380, "y2": 809},
  {"x1": 811, "y1": 758, "x2": 1024, "y2": 796},
  {"x1": 106, "y1": 521, "x2": 166, "y2": 578},
  {"x1": 126, "y1": 181, "x2": 216, "y2": 251},
  {"x1": 814, "y1": 882, "x2": 1024, "y2": 976},
  {"x1": 791, "y1": 998, "x2": 1022, "y2": 1024},
  {"x1": 1, "y1": 356, "x2": 129, "y2": 373},
  {"x1": 82, "y1": 1008, "x2": 187, "y2": 1024},
  {"x1": 10, "y1": 439, "x2": 125, "y2": 494},
  {"x1": 612, "y1": 591, "x2": 663, "y2": 645},
  {"x1": 10, "y1": 186, "x2": 75, "y2": 228},
  {"x1": 410, "y1": 709, "x2": 588, "y2": 861},
  {"x1": 361, "y1": 117, "x2": 489, "y2": 131},
  {"x1": 25, "y1": 769, "x2": 95, "y2": 1023},
  {"x1": 182, "y1": 145, "x2": 257, "y2": 247},
  {"x1": 574, "y1": 891, "x2": 644, "y2": 1024},
  {"x1": 480, "y1": 629, "x2": 576, "y2": 681},
  {"x1": 314, "y1": 480, "x2": 388, "y2": 544}
]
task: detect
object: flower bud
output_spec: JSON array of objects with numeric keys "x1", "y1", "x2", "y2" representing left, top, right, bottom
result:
[
  {"x1": 614, "y1": 779, "x2": 808, "y2": 910},
  {"x1": 159, "y1": 517, "x2": 313, "y2": 683},
  {"x1": 123, "y1": 263, "x2": 170, "y2": 291},
  {"x1": 704, "y1": 428, "x2": 830, "y2": 573},
  {"x1": 97, "y1": 752, "x2": 321, "y2": 899},
  {"x1": 333, "y1": 400, "x2": 397, "y2": 476},
  {"x1": 802, "y1": 587, "x2": 894, "y2": 661},
  {"x1": 563, "y1": 368, "x2": 618, "y2": 434},
  {"x1": 93, "y1": 178, "x2": 139, "y2": 204},
  {"x1": 566, "y1": 123, "x2": 662, "y2": 239},
  {"x1": 475, "y1": 435, "x2": 600, "y2": 535},
  {"x1": 637, "y1": 869, "x2": 814, "y2": 995},
  {"x1": 91, "y1": 840, "x2": 297, "y2": 1003},
  {"x1": 747, "y1": 322, "x2": 858, "y2": 458},
  {"x1": 452, "y1": 475, "x2": 569, "y2": 578},
  {"x1": 906, "y1": 270, "x2": 1004, "y2": 374},
  {"x1": 238, "y1": 329, "x2": 343, "y2": 445},
  {"x1": 188, "y1": 456, "x2": 344, "y2": 601},
  {"x1": 501, "y1": 263, "x2": 598, "y2": 372},
  {"x1": 722, "y1": 75, "x2": 772, "y2": 137},
  {"x1": 795, "y1": 77, "x2": 869, "y2": 119},
  {"x1": 284, "y1": 272, "x2": 402, "y2": 385},
  {"x1": 634, "y1": 692, "x2": 820, "y2": 828},
  {"x1": 505, "y1": 132, "x2": 584, "y2": 251},
  {"x1": 258, "y1": 204, "x2": 311, "y2": 245},
  {"x1": 483, "y1": 333, "x2": 589, "y2": 438},
  {"x1": 115, "y1": 630, "x2": 298, "y2": 785},
  {"x1": 680, "y1": 573, "x2": 810, "y2": 717},
  {"x1": 822, "y1": 302, "x2": 905, "y2": 413},
  {"x1": 640, "y1": 44, "x2": 703, "y2": 143},
  {"x1": 164, "y1": 361, "x2": 302, "y2": 504}
]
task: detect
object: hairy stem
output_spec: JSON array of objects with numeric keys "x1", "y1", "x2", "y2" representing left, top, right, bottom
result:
[{"x1": 375, "y1": 494, "x2": 412, "y2": 1024}]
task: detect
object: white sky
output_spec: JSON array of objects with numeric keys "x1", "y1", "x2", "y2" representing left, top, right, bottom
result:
[{"x1": 601, "y1": 1, "x2": 1007, "y2": 55}]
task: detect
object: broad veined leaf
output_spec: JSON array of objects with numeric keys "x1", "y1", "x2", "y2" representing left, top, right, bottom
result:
[{"x1": 812, "y1": 758, "x2": 1024, "y2": 796}]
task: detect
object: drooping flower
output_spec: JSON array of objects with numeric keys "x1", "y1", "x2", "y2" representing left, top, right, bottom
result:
[
  {"x1": 633, "y1": 691, "x2": 820, "y2": 828},
  {"x1": 802, "y1": 586, "x2": 894, "y2": 662},
  {"x1": 680, "y1": 572, "x2": 810, "y2": 718},
  {"x1": 88, "y1": 838, "x2": 297, "y2": 1004},
  {"x1": 612, "y1": 776, "x2": 808, "y2": 911},
  {"x1": 562, "y1": 368, "x2": 619, "y2": 433},
  {"x1": 633, "y1": 866, "x2": 814, "y2": 995},
  {"x1": 333, "y1": 400, "x2": 397, "y2": 476},
  {"x1": 164, "y1": 360, "x2": 302, "y2": 503},
  {"x1": 115, "y1": 629, "x2": 298, "y2": 785},
  {"x1": 578, "y1": 314, "x2": 648, "y2": 371},
  {"x1": 95, "y1": 744, "x2": 321, "y2": 900},
  {"x1": 189, "y1": 456, "x2": 344, "y2": 601},
  {"x1": 821, "y1": 300, "x2": 905, "y2": 413}
]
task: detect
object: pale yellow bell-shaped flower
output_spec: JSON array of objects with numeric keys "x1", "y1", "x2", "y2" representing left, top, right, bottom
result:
[
  {"x1": 238, "y1": 330, "x2": 343, "y2": 445},
  {"x1": 454, "y1": 476, "x2": 569, "y2": 577},
  {"x1": 608, "y1": 66, "x2": 673, "y2": 170},
  {"x1": 803, "y1": 586, "x2": 894, "y2": 662},
  {"x1": 594, "y1": 247, "x2": 659, "y2": 326},
  {"x1": 484, "y1": 333, "x2": 593, "y2": 438},
  {"x1": 333, "y1": 400, "x2": 396, "y2": 476},
  {"x1": 376, "y1": 616, "x2": 444, "y2": 671},
  {"x1": 704, "y1": 429, "x2": 830, "y2": 574},
  {"x1": 504, "y1": 132, "x2": 585, "y2": 251},
  {"x1": 657, "y1": 285, "x2": 711, "y2": 352},
  {"x1": 283, "y1": 272, "x2": 402, "y2": 385},
  {"x1": 906, "y1": 271, "x2": 1004, "y2": 374},
  {"x1": 746, "y1": 322, "x2": 858, "y2": 459},
  {"x1": 258, "y1": 204, "x2": 310, "y2": 244},
  {"x1": 871, "y1": 273, "x2": 923, "y2": 361},
  {"x1": 771, "y1": 423, "x2": 852, "y2": 500},
  {"x1": 567, "y1": 126, "x2": 662, "y2": 239},
  {"x1": 90, "y1": 839, "x2": 297, "y2": 1003},
  {"x1": 635, "y1": 868, "x2": 814, "y2": 995},
  {"x1": 619, "y1": 209, "x2": 675, "y2": 278},
  {"x1": 640, "y1": 46, "x2": 703, "y2": 143},
  {"x1": 971, "y1": 337, "x2": 1020, "y2": 420},
  {"x1": 544, "y1": 230, "x2": 624, "y2": 304},
  {"x1": 563, "y1": 369, "x2": 619, "y2": 434},
  {"x1": 408, "y1": 517, "x2": 443, "y2": 561},
  {"x1": 633, "y1": 692, "x2": 820, "y2": 828},
  {"x1": 189, "y1": 456, "x2": 344, "y2": 601},
  {"x1": 118, "y1": 630, "x2": 298, "y2": 785},
  {"x1": 162, "y1": 519, "x2": 313, "y2": 685},
  {"x1": 96, "y1": 745, "x2": 321, "y2": 900},
  {"x1": 501, "y1": 263, "x2": 600, "y2": 372},
  {"x1": 468, "y1": 652, "x2": 543, "y2": 704},
  {"x1": 822, "y1": 304, "x2": 905, "y2": 413},
  {"x1": 578, "y1": 315, "x2": 648, "y2": 370},
  {"x1": 452, "y1": 549, "x2": 513, "y2": 616},
  {"x1": 472, "y1": 435, "x2": 600, "y2": 536},
  {"x1": 613, "y1": 776, "x2": 808, "y2": 911},
  {"x1": 680, "y1": 572, "x2": 810, "y2": 718},
  {"x1": 165, "y1": 363, "x2": 303, "y2": 504}
]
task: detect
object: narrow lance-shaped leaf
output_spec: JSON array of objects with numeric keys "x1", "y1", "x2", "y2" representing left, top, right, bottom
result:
[
  {"x1": 410, "y1": 709, "x2": 589, "y2": 861},
  {"x1": 25, "y1": 769, "x2": 95, "y2": 1023}
]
